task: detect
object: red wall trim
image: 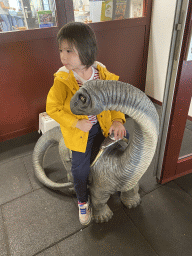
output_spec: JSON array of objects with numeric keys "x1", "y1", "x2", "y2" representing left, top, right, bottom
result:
[
  {"x1": 149, "y1": 96, "x2": 162, "y2": 106},
  {"x1": 0, "y1": 126, "x2": 37, "y2": 142},
  {"x1": 159, "y1": 168, "x2": 192, "y2": 184},
  {"x1": 0, "y1": 27, "x2": 59, "y2": 44},
  {"x1": 89, "y1": 17, "x2": 147, "y2": 32}
]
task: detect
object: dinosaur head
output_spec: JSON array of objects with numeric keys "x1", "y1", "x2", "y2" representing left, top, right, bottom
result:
[{"x1": 70, "y1": 81, "x2": 105, "y2": 115}]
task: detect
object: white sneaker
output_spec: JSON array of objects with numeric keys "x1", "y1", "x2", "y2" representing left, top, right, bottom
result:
[{"x1": 78, "y1": 201, "x2": 92, "y2": 225}]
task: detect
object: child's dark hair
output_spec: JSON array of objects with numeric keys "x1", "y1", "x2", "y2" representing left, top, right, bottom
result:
[{"x1": 57, "y1": 22, "x2": 98, "y2": 68}]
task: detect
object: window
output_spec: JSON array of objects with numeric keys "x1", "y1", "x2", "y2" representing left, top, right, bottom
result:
[
  {"x1": 73, "y1": 0, "x2": 144, "y2": 23},
  {"x1": 186, "y1": 25, "x2": 192, "y2": 61},
  {"x1": 0, "y1": 0, "x2": 56, "y2": 32}
]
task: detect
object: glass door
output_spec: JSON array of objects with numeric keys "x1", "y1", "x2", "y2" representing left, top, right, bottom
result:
[
  {"x1": 179, "y1": 26, "x2": 192, "y2": 159},
  {"x1": 179, "y1": 100, "x2": 192, "y2": 159},
  {"x1": 156, "y1": 0, "x2": 192, "y2": 183}
]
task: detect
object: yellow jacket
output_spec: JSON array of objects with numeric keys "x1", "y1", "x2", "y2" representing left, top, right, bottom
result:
[{"x1": 46, "y1": 61, "x2": 125, "y2": 153}]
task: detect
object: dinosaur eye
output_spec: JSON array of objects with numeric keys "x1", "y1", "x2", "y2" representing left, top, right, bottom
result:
[{"x1": 79, "y1": 94, "x2": 86, "y2": 104}]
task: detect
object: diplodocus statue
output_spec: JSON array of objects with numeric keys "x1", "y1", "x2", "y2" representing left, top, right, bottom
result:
[{"x1": 33, "y1": 80, "x2": 159, "y2": 223}]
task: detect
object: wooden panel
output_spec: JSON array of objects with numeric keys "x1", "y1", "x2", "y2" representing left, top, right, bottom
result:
[
  {"x1": 95, "y1": 25, "x2": 145, "y2": 88},
  {"x1": 0, "y1": 27, "x2": 59, "y2": 44},
  {"x1": 0, "y1": 0, "x2": 152, "y2": 142},
  {"x1": 0, "y1": 37, "x2": 61, "y2": 141}
]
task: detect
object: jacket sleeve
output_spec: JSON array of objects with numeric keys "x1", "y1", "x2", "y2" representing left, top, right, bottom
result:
[
  {"x1": 46, "y1": 78, "x2": 78, "y2": 129},
  {"x1": 111, "y1": 111, "x2": 126, "y2": 124}
]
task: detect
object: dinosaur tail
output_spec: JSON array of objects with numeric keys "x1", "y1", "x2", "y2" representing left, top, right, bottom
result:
[{"x1": 32, "y1": 126, "x2": 73, "y2": 190}]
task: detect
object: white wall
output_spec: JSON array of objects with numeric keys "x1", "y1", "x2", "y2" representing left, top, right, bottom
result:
[
  {"x1": 145, "y1": 0, "x2": 192, "y2": 117},
  {"x1": 145, "y1": 0, "x2": 178, "y2": 102},
  {"x1": 189, "y1": 100, "x2": 192, "y2": 117}
]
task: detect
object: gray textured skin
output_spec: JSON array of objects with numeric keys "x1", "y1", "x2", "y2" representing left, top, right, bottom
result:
[{"x1": 33, "y1": 80, "x2": 159, "y2": 223}]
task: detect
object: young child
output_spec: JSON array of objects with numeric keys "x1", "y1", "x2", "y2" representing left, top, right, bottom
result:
[{"x1": 46, "y1": 22, "x2": 127, "y2": 225}]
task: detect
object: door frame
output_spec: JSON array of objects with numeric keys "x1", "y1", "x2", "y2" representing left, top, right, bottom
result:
[{"x1": 155, "y1": 0, "x2": 192, "y2": 183}]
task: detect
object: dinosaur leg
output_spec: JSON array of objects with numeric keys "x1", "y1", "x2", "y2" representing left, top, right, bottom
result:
[
  {"x1": 120, "y1": 183, "x2": 141, "y2": 209},
  {"x1": 90, "y1": 186, "x2": 113, "y2": 223}
]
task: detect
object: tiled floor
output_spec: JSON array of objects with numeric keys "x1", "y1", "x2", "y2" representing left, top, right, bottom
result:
[{"x1": 1, "y1": 106, "x2": 192, "y2": 256}]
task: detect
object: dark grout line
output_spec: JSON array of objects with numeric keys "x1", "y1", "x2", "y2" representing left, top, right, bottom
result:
[
  {"x1": 0, "y1": 152, "x2": 33, "y2": 165},
  {"x1": 32, "y1": 226, "x2": 89, "y2": 256},
  {"x1": 122, "y1": 207, "x2": 160, "y2": 256},
  {"x1": 0, "y1": 143, "x2": 58, "y2": 166},
  {"x1": 139, "y1": 184, "x2": 164, "y2": 197},
  {"x1": 0, "y1": 206, "x2": 11, "y2": 256},
  {"x1": 22, "y1": 158, "x2": 35, "y2": 192},
  {"x1": 172, "y1": 180, "x2": 192, "y2": 198},
  {"x1": 0, "y1": 188, "x2": 41, "y2": 208}
]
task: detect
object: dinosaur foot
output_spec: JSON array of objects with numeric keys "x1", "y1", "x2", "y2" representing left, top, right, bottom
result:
[
  {"x1": 92, "y1": 204, "x2": 113, "y2": 223},
  {"x1": 121, "y1": 193, "x2": 141, "y2": 209}
]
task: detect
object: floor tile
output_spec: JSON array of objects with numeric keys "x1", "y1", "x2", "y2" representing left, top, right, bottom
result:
[
  {"x1": 2, "y1": 188, "x2": 82, "y2": 256},
  {"x1": 58, "y1": 209, "x2": 157, "y2": 256},
  {"x1": 139, "y1": 154, "x2": 162, "y2": 194},
  {"x1": 36, "y1": 245, "x2": 60, "y2": 256},
  {"x1": 186, "y1": 119, "x2": 192, "y2": 131},
  {"x1": 173, "y1": 173, "x2": 192, "y2": 196},
  {"x1": 0, "y1": 131, "x2": 41, "y2": 163},
  {"x1": 0, "y1": 211, "x2": 8, "y2": 256},
  {"x1": 107, "y1": 192, "x2": 124, "y2": 212},
  {"x1": 124, "y1": 182, "x2": 192, "y2": 256},
  {"x1": 0, "y1": 158, "x2": 32, "y2": 205}
]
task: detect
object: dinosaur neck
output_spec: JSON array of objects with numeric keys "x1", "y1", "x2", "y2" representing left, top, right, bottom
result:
[{"x1": 92, "y1": 81, "x2": 159, "y2": 190}]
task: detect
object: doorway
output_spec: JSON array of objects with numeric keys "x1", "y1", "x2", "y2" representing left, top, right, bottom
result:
[{"x1": 154, "y1": 0, "x2": 192, "y2": 183}]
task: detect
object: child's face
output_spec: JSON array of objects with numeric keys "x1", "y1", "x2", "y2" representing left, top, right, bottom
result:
[{"x1": 59, "y1": 40, "x2": 85, "y2": 72}]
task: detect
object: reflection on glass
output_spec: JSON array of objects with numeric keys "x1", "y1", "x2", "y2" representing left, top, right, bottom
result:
[
  {"x1": 73, "y1": 0, "x2": 144, "y2": 23},
  {"x1": 0, "y1": 0, "x2": 56, "y2": 32},
  {"x1": 179, "y1": 98, "x2": 192, "y2": 159},
  {"x1": 186, "y1": 26, "x2": 192, "y2": 61}
]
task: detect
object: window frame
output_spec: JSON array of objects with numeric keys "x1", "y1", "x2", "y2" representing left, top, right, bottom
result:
[
  {"x1": 0, "y1": 0, "x2": 74, "y2": 44},
  {"x1": 0, "y1": 0, "x2": 147, "y2": 44}
]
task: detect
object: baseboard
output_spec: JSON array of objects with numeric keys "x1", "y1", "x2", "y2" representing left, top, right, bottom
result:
[
  {"x1": 149, "y1": 96, "x2": 192, "y2": 121},
  {"x1": 149, "y1": 96, "x2": 162, "y2": 106},
  {"x1": 0, "y1": 127, "x2": 37, "y2": 142}
]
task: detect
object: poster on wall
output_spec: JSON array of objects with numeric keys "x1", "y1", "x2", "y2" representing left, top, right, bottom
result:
[
  {"x1": 100, "y1": 0, "x2": 113, "y2": 21},
  {"x1": 37, "y1": 11, "x2": 54, "y2": 28},
  {"x1": 130, "y1": 0, "x2": 143, "y2": 18},
  {"x1": 114, "y1": 0, "x2": 127, "y2": 20}
]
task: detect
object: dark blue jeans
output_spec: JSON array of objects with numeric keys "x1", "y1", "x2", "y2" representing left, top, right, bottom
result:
[
  {"x1": 71, "y1": 122, "x2": 129, "y2": 203},
  {"x1": 71, "y1": 122, "x2": 103, "y2": 203}
]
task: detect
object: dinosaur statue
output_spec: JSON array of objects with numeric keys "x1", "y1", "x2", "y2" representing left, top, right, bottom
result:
[{"x1": 33, "y1": 80, "x2": 159, "y2": 223}]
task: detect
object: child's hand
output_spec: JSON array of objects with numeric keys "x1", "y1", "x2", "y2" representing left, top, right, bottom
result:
[
  {"x1": 76, "y1": 119, "x2": 93, "y2": 132},
  {"x1": 109, "y1": 121, "x2": 126, "y2": 140}
]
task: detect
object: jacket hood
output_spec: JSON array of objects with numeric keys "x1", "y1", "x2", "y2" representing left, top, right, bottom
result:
[
  {"x1": 53, "y1": 61, "x2": 118, "y2": 92},
  {"x1": 54, "y1": 61, "x2": 107, "y2": 91}
]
